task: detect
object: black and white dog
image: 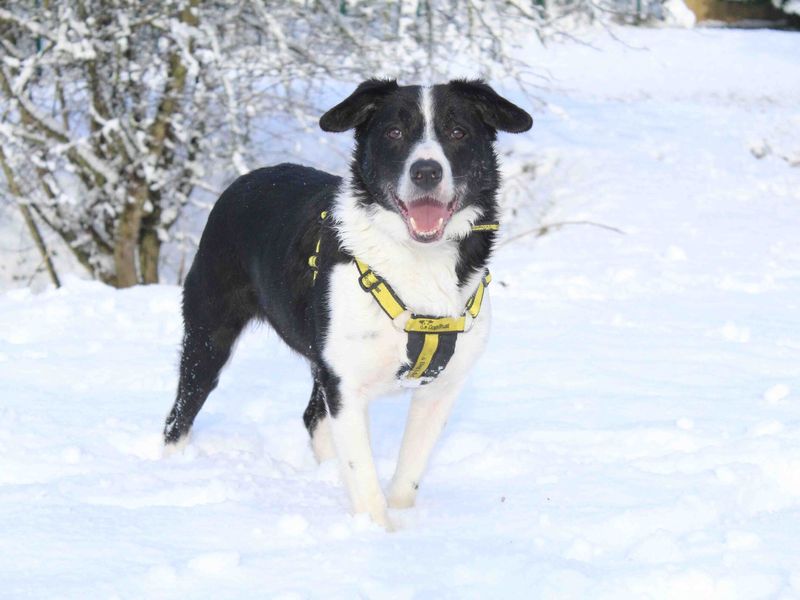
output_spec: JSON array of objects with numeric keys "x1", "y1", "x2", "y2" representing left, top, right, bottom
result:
[{"x1": 163, "y1": 79, "x2": 532, "y2": 529}]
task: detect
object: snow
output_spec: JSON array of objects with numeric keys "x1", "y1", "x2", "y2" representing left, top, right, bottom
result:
[
  {"x1": 662, "y1": 0, "x2": 697, "y2": 27},
  {"x1": 2, "y1": 26, "x2": 800, "y2": 598}
]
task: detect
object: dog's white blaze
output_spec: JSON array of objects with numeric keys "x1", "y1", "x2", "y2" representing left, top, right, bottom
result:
[
  {"x1": 421, "y1": 85, "x2": 436, "y2": 141},
  {"x1": 396, "y1": 86, "x2": 455, "y2": 203}
]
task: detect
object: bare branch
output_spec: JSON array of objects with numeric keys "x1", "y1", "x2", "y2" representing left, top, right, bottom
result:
[{"x1": 499, "y1": 220, "x2": 628, "y2": 248}]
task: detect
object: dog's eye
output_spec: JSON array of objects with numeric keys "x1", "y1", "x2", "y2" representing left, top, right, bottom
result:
[
  {"x1": 386, "y1": 128, "x2": 403, "y2": 140},
  {"x1": 450, "y1": 127, "x2": 466, "y2": 140}
]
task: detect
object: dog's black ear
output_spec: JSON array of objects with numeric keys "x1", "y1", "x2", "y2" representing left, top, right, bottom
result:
[
  {"x1": 319, "y1": 79, "x2": 399, "y2": 132},
  {"x1": 449, "y1": 79, "x2": 532, "y2": 133}
]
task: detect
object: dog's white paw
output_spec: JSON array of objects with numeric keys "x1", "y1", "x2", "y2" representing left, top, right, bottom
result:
[
  {"x1": 372, "y1": 509, "x2": 397, "y2": 532},
  {"x1": 162, "y1": 434, "x2": 191, "y2": 458},
  {"x1": 387, "y1": 481, "x2": 418, "y2": 509}
]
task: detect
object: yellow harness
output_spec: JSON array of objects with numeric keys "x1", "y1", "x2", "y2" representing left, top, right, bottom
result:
[{"x1": 309, "y1": 211, "x2": 497, "y2": 386}]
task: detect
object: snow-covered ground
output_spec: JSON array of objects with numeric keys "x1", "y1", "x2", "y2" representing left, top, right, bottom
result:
[{"x1": 2, "y1": 27, "x2": 800, "y2": 599}]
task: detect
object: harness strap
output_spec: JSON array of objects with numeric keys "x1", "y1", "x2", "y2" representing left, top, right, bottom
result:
[
  {"x1": 466, "y1": 272, "x2": 491, "y2": 318},
  {"x1": 353, "y1": 253, "x2": 492, "y2": 385},
  {"x1": 354, "y1": 260, "x2": 491, "y2": 334},
  {"x1": 407, "y1": 333, "x2": 441, "y2": 379},
  {"x1": 309, "y1": 210, "x2": 496, "y2": 385},
  {"x1": 308, "y1": 210, "x2": 329, "y2": 284},
  {"x1": 354, "y1": 258, "x2": 406, "y2": 319}
]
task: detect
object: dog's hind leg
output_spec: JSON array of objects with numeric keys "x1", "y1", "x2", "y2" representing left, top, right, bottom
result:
[
  {"x1": 303, "y1": 373, "x2": 336, "y2": 462},
  {"x1": 163, "y1": 271, "x2": 253, "y2": 446}
]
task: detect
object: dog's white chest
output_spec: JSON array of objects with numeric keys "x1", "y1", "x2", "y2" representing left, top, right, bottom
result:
[
  {"x1": 323, "y1": 263, "x2": 407, "y2": 396},
  {"x1": 322, "y1": 262, "x2": 491, "y2": 397}
]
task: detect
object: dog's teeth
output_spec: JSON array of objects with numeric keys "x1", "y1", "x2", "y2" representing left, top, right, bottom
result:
[{"x1": 408, "y1": 215, "x2": 445, "y2": 237}]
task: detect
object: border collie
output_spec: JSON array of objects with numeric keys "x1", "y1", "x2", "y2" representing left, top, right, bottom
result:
[{"x1": 163, "y1": 79, "x2": 532, "y2": 529}]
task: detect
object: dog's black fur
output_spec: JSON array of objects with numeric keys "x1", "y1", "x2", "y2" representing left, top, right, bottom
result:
[{"x1": 163, "y1": 164, "x2": 345, "y2": 442}]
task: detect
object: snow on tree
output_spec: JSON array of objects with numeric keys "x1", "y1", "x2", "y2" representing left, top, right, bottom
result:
[
  {"x1": 1, "y1": 0, "x2": 629, "y2": 288},
  {"x1": 772, "y1": 0, "x2": 800, "y2": 15}
]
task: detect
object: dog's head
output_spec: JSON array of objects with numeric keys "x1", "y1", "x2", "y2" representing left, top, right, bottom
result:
[{"x1": 320, "y1": 79, "x2": 532, "y2": 244}]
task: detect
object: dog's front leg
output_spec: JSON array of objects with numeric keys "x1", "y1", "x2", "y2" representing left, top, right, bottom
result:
[
  {"x1": 387, "y1": 379, "x2": 462, "y2": 509},
  {"x1": 328, "y1": 391, "x2": 391, "y2": 530}
]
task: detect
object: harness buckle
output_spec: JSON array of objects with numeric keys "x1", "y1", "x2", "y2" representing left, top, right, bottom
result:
[{"x1": 358, "y1": 269, "x2": 381, "y2": 292}]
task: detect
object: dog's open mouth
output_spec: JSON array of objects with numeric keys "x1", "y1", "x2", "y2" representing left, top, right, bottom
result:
[{"x1": 394, "y1": 195, "x2": 458, "y2": 243}]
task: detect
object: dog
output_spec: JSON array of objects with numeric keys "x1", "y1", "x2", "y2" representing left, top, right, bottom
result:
[{"x1": 163, "y1": 79, "x2": 532, "y2": 529}]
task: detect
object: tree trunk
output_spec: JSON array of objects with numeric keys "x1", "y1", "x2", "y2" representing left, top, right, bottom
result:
[
  {"x1": 114, "y1": 179, "x2": 149, "y2": 288},
  {"x1": 113, "y1": 199, "x2": 143, "y2": 288},
  {"x1": 139, "y1": 227, "x2": 161, "y2": 284}
]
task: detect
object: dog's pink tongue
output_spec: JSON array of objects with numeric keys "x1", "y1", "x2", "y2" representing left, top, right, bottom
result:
[{"x1": 407, "y1": 200, "x2": 449, "y2": 233}]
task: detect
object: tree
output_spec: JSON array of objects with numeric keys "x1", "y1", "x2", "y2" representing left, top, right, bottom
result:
[
  {"x1": 1, "y1": 0, "x2": 616, "y2": 288},
  {"x1": 2, "y1": 1, "x2": 199, "y2": 285}
]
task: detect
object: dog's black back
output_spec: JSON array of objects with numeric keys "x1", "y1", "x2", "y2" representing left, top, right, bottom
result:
[{"x1": 164, "y1": 164, "x2": 344, "y2": 441}]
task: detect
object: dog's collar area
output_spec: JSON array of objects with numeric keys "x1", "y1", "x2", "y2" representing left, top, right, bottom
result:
[
  {"x1": 308, "y1": 210, "x2": 495, "y2": 386},
  {"x1": 469, "y1": 222, "x2": 499, "y2": 232}
]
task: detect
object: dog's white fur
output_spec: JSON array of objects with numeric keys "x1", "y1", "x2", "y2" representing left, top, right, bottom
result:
[{"x1": 316, "y1": 87, "x2": 493, "y2": 529}]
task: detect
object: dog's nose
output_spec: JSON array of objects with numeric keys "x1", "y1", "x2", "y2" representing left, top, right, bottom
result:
[{"x1": 410, "y1": 159, "x2": 442, "y2": 190}]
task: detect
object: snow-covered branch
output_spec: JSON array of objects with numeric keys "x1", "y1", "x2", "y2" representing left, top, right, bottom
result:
[{"x1": 1, "y1": 0, "x2": 643, "y2": 288}]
